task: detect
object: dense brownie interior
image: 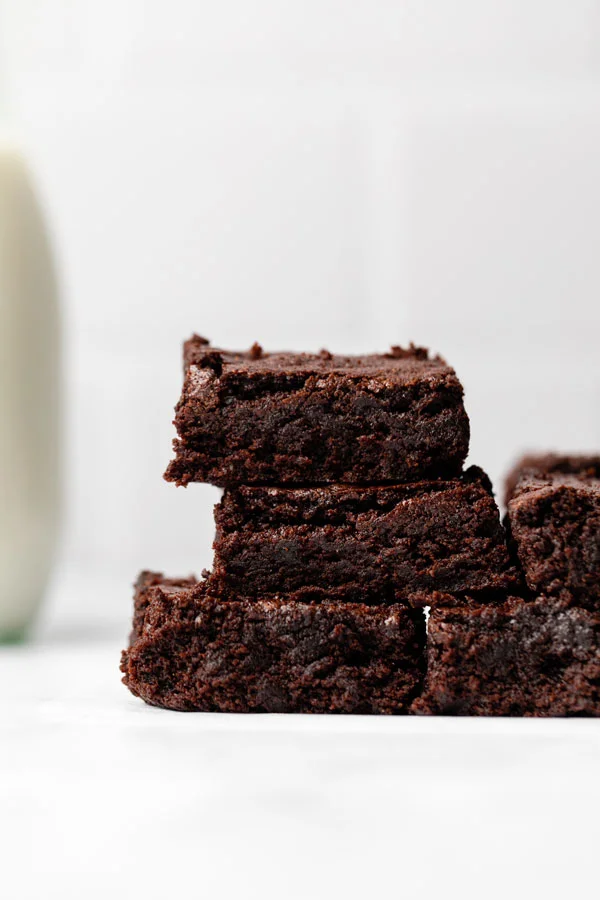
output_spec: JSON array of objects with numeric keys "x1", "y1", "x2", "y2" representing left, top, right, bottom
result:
[
  {"x1": 165, "y1": 337, "x2": 470, "y2": 486},
  {"x1": 130, "y1": 570, "x2": 198, "y2": 644},
  {"x1": 505, "y1": 472, "x2": 600, "y2": 607},
  {"x1": 212, "y1": 466, "x2": 519, "y2": 602},
  {"x1": 122, "y1": 574, "x2": 426, "y2": 714},
  {"x1": 413, "y1": 597, "x2": 600, "y2": 716}
]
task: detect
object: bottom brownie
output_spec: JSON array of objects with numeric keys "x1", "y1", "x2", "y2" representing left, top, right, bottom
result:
[
  {"x1": 122, "y1": 572, "x2": 426, "y2": 714},
  {"x1": 413, "y1": 597, "x2": 600, "y2": 717}
]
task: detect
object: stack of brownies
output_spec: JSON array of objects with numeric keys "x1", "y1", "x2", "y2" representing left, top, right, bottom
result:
[{"x1": 121, "y1": 337, "x2": 600, "y2": 716}]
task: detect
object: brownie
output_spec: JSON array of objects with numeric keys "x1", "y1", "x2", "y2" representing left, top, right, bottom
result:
[
  {"x1": 504, "y1": 453, "x2": 600, "y2": 506},
  {"x1": 504, "y1": 457, "x2": 600, "y2": 607},
  {"x1": 121, "y1": 573, "x2": 426, "y2": 713},
  {"x1": 412, "y1": 597, "x2": 600, "y2": 716},
  {"x1": 164, "y1": 336, "x2": 470, "y2": 487},
  {"x1": 130, "y1": 570, "x2": 197, "y2": 644},
  {"x1": 211, "y1": 466, "x2": 519, "y2": 603}
]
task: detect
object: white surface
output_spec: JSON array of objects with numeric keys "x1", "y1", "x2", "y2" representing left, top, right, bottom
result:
[{"x1": 2, "y1": 573, "x2": 600, "y2": 900}]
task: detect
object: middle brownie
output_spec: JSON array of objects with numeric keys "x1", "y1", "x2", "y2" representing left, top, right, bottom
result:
[{"x1": 212, "y1": 465, "x2": 519, "y2": 603}]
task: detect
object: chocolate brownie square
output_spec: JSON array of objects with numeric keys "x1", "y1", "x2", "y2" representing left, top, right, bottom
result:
[
  {"x1": 413, "y1": 597, "x2": 600, "y2": 716},
  {"x1": 212, "y1": 466, "x2": 519, "y2": 604},
  {"x1": 121, "y1": 573, "x2": 425, "y2": 713},
  {"x1": 504, "y1": 454, "x2": 600, "y2": 607},
  {"x1": 164, "y1": 337, "x2": 470, "y2": 487}
]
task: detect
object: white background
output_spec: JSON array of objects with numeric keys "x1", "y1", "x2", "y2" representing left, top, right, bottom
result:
[
  {"x1": 1, "y1": 1, "x2": 600, "y2": 624},
  {"x1": 1, "y1": 6, "x2": 600, "y2": 898}
]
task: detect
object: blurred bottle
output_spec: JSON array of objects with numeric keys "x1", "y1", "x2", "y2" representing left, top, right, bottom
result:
[{"x1": 0, "y1": 91, "x2": 60, "y2": 641}]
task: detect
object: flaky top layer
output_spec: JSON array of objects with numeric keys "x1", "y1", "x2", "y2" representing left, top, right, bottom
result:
[
  {"x1": 183, "y1": 335, "x2": 455, "y2": 385},
  {"x1": 505, "y1": 452, "x2": 600, "y2": 505}
]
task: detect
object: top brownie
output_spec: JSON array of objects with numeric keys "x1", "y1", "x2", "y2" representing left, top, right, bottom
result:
[{"x1": 164, "y1": 336, "x2": 470, "y2": 486}]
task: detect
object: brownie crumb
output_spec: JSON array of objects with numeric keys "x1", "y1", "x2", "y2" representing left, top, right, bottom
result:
[
  {"x1": 198, "y1": 351, "x2": 223, "y2": 377},
  {"x1": 385, "y1": 343, "x2": 429, "y2": 361},
  {"x1": 249, "y1": 342, "x2": 263, "y2": 360}
]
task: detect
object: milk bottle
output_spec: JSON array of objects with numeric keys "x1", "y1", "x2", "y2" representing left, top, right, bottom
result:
[{"x1": 0, "y1": 133, "x2": 60, "y2": 641}]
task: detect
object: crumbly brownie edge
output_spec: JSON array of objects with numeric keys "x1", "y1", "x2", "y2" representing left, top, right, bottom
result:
[
  {"x1": 122, "y1": 576, "x2": 427, "y2": 714},
  {"x1": 129, "y1": 571, "x2": 197, "y2": 646},
  {"x1": 412, "y1": 597, "x2": 600, "y2": 717},
  {"x1": 165, "y1": 342, "x2": 470, "y2": 487},
  {"x1": 505, "y1": 480, "x2": 600, "y2": 605},
  {"x1": 182, "y1": 335, "x2": 446, "y2": 378},
  {"x1": 211, "y1": 467, "x2": 520, "y2": 601}
]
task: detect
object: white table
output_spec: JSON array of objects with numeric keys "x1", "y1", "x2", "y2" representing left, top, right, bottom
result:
[{"x1": 2, "y1": 575, "x2": 599, "y2": 900}]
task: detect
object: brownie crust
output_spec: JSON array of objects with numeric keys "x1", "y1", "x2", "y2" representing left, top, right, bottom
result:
[
  {"x1": 164, "y1": 337, "x2": 470, "y2": 487},
  {"x1": 413, "y1": 597, "x2": 600, "y2": 717},
  {"x1": 504, "y1": 453, "x2": 600, "y2": 506},
  {"x1": 212, "y1": 466, "x2": 519, "y2": 603},
  {"x1": 122, "y1": 574, "x2": 425, "y2": 714}
]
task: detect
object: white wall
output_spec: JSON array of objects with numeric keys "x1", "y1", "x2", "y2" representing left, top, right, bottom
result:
[{"x1": 2, "y1": 2, "x2": 599, "y2": 613}]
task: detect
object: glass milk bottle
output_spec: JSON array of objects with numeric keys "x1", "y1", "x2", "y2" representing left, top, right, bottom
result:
[{"x1": 0, "y1": 118, "x2": 60, "y2": 641}]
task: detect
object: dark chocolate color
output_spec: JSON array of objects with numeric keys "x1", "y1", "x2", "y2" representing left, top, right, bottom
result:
[
  {"x1": 121, "y1": 573, "x2": 426, "y2": 714},
  {"x1": 413, "y1": 597, "x2": 600, "y2": 716},
  {"x1": 212, "y1": 466, "x2": 519, "y2": 603},
  {"x1": 164, "y1": 336, "x2": 470, "y2": 487},
  {"x1": 504, "y1": 453, "x2": 600, "y2": 506},
  {"x1": 505, "y1": 457, "x2": 600, "y2": 607},
  {"x1": 130, "y1": 571, "x2": 197, "y2": 644}
]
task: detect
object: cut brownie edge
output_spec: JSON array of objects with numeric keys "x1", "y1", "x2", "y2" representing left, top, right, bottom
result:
[
  {"x1": 129, "y1": 570, "x2": 197, "y2": 646},
  {"x1": 214, "y1": 466, "x2": 495, "y2": 531},
  {"x1": 412, "y1": 596, "x2": 600, "y2": 717},
  {"x1": 504, "y1": 468, "x2": 600, "y2": 607},
  {"x1": 122, "y1": 573, "x2": 426, "y2": 714},
  {"x1": 211, "y1": 466, "x2": 521, "y2": 602},
  {"x1": 164, "y1": 337, "x2": 470, "y2": 486}
]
